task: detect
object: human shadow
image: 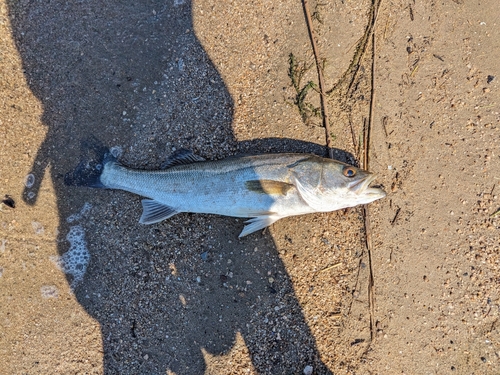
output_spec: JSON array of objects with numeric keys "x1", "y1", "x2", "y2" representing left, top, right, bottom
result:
[{"x1": 9, "y1": 1, "x2": 352, "y2": 373}]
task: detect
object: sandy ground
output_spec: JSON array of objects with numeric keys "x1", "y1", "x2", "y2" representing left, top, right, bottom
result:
[{"x1": 1, "y1": 0, "x2": 499, "y2": 374}]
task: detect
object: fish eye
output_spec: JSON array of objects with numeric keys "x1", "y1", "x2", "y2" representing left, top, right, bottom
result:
[{"x1": 342, "y1": 166, "x2": 357, "y2": 178}]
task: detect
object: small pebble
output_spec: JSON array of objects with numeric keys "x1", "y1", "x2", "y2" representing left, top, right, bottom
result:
[
  {"x1": 1, "y1": 195, "x2": 15, "y2": 208},
  {"x1": 303, "y1": 365, "x2": 313, "y2": 375}
]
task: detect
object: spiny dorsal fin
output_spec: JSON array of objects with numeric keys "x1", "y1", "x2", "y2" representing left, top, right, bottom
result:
[
  {"x1": 245, "y1": 180, "x2": 294, "y2": 196},
  {"x1": 161, "y1": 149, "x2": 205, "y2": 169}
]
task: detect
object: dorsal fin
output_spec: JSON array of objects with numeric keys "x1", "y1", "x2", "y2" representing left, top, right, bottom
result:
[{"x1": 161, "y1": 149, "x2": 205, "y2": 169}]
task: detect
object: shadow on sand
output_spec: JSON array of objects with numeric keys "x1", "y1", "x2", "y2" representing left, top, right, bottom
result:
[{"x1": 9, "y1": 1, "x2": 351, "y2": 373}]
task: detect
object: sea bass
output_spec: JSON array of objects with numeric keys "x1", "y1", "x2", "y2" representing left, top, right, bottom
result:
[{"x1": 70, "y1": 149, "x2": 385, "y2": 237}]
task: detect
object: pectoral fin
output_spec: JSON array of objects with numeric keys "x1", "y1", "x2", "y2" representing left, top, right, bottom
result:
[
  {"x1": 239, "y1": 215, "x2": 281, "y2": 238},
  {"x1": 245, "y1": 180, "x2": 294, "y2": 196},
  {"x1": 139, "y1": 199, "x2": 178, "y2": 224}
]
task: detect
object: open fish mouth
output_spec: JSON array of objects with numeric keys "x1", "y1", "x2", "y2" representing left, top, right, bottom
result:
[{"x1": 350, "y1": 174, "x2": 386, "y2": 198}]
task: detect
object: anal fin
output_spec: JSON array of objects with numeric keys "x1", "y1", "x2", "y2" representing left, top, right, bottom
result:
[
  {"x1": 139, "y1": 199, "x2": 178, "y2": 224},
  {"x1": 239, "y1": 215, "x2": 281, "y2": 238}
]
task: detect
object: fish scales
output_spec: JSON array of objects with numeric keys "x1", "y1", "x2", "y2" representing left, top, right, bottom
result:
[{"x1": 101, "y1": 154, "x2": 311, "y2": 218}]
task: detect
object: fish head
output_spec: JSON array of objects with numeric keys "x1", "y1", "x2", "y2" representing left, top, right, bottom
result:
[{"x1": 317, "y1": 159, "x2": 386, "y2": 209}]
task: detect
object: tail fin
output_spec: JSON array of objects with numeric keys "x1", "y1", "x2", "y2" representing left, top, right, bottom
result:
[{"x1": 64, "y1": 148, "x2": 118, "y2": 188}]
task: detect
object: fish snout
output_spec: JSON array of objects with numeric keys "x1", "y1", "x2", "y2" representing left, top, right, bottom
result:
[{"x1": 349, "y1": 174, "x2": 386, "y2": 199}]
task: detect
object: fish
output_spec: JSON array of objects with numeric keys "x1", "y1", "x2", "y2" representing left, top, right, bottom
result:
[{"x1": 67, "y1": 149, "x2": 386, "y2": 237}]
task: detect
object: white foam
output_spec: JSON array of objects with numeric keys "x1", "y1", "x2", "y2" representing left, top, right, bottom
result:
[
  {"x1": 66, "y1": 202, "x2": 92, "y2": 223},
  {"x1": 178, "y1": 58, "x2": 185, "y2": 72},
  {"x1": 40, "y1": 285, "x2": 59, "y2": 298},
  {"x1": 32, "y1": 221, "x2": 44, "y2": 235},
  {"x1": 25, "y1": 174, "x2": 35, "y2": 188},
  {"x1": 110, "y1": 146, "x2": 123, "y2": 158},
  {"x1": 51, "y1": 225, "x2": 90, "y2": 288}
]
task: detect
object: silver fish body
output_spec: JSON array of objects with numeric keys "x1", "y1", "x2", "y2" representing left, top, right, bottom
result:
[{"x1": 97, "y1": 151, "x2": 386, "y2": 237}]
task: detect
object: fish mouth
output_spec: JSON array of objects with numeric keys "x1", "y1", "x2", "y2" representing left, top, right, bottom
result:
[{"x1": 350, "y1": 174, "x2": 386, "y2": 198}]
